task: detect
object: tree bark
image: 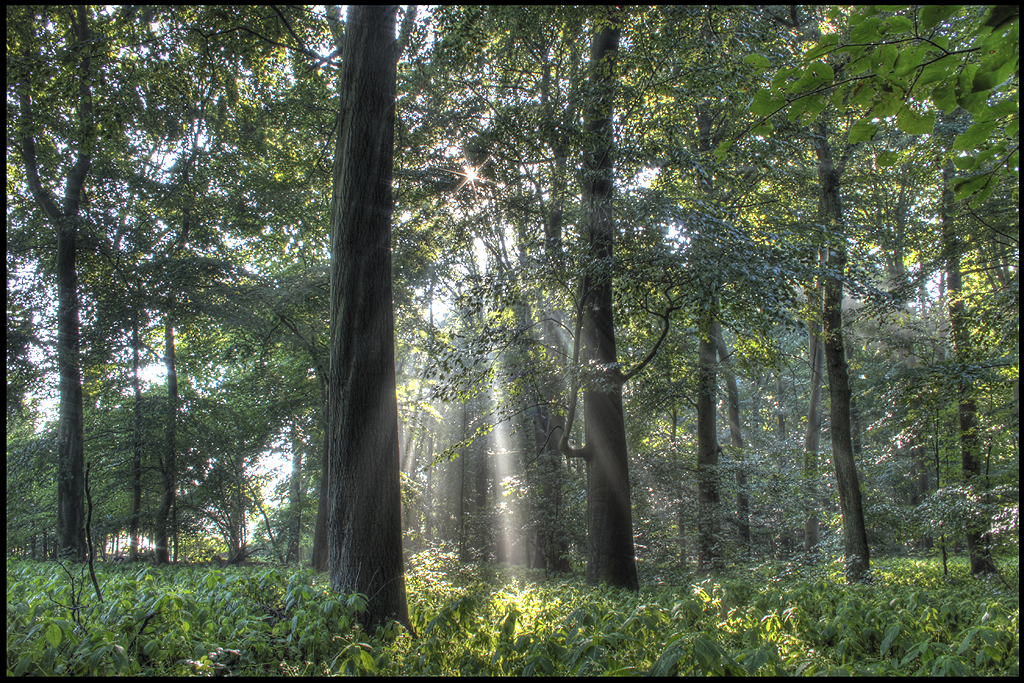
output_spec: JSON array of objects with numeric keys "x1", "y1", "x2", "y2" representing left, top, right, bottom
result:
[
  {"x1": 693, "y1": 101, "x2": 722, "y2": 573},
  {"x1": 559, "y1": 8, "x2": 638, "y2": 591},
  {"x1": 154, "y1": 308, "x2": 178, "y2": 565},
  {"x1": 326, "y1": 4, "x2": 410, "y2": 633},
  {"x1": 696, "y1": 330, "x2": 722, "y2": 572},
  {"x1": 129, "y1": 312, "x2": 143, "y2": 560},
  {"x1": 287, "y1": 422, "x2": 304, "y2": 564},
  {"x1": 803, "y1": 282, "x2": 824, "y2": 556},
  {"x1": 714, "y1": 322, "x2": 750, "y2": 550},
  {"x1": 15, "y1": 6, "x2": 93, "y2": 563},
  {"x1": 942, "y1": 162, "x2": 997, "y2": 575},
  {"x1": 815, "y1": 118, "x2": 870, "y2": 583},
  {"x1": 310, "y1": 381, "x2": 330, "y2": 571}
]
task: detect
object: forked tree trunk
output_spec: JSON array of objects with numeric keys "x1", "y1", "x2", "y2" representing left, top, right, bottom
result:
[
  {"x1": 326, "y1": 4, "x2": 411, "y2": 633},
  {"x1": 16, "y1": 5, "x2": 93, "y2": 563}
]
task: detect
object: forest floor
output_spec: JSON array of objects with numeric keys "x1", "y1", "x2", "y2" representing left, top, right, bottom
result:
[{"x1": 6, "y1": 550, "x2": 1019, "y2": 675}]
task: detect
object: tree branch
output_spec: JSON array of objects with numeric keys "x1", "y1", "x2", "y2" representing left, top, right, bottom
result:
[
  {"x1": 559, "y1": 280, "x2": 589, "y2": 460},
  {"x1": 621, "y1": 300, "x2": 680, "y2": 382}
]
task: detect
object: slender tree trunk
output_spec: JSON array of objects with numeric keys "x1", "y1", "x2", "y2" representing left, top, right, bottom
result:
[
  {"x1": 696, "y1": 329, "x2": 722, "y2": 572},
  {"x1": 815, "y1": 118, "x2": 870, "y2": 583},
  {"x1": 559, "y1": 9, "x2": 638, "y2": 591},
  {"x1": 776, "y1": 374, "x2": 787, "y2": 439},
  {"x1": 287, "y1": 422, "x2": 304, "y2": 564},
  {"x1": 714, "y1": 323, "x2": 750, "y2": 551},
  {"x1": 803, "y1": 289, "x2": 824, "y2": 556},
  {"x1": 457, "y1": 401, "x2": 469, "y2": 561},
  {"x1": 129, "y1": 312, "x2": 143, "y2": 561},
  {"x1": 942, "y1": 162, "x2": 997, "y2": 575},
  {"x1": 327, "y1": 4, "x2": 410, "y2": 633},
  {"x1": 693, "y1": 100, "x2": 723, "y2": 573},
  {"x1": 311, "y1": 381, "x2": 329, "y2": 571},
  {"x1": 154, "y1": 308, "x2": 178, "y2": 565}
]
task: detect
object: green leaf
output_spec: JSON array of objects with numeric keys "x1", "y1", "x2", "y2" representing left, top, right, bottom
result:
[
  {"x1": 743, "y1": 53, "x2": 770, "y2": 69},
  {"x1": 953, "y1": 173, "x2": 992, "y2": 202},
  {"x1": 358, "y1": 649, "x2": 376, "y2": 672},
  {"x1": 874, "y1": 91, "x2": 904, "y2": 118},
  {"x1": 743, "y1": 646, "x2": 775, "y2": 674},
  {"x1": 954, "y1": 119, "x2": 999, "y2": 151},
  {"x1": 750, "y1": 89, "x2": 786, "y2": 116},
  {"x1": 851, "y1": 17, "x2": 883, "y2": 43},
  {"x1": 872, "y1": 44, "x2": 899, "y2": 76},
  {"x1": 45, "y1": 622, "x2": 62, "y2": 648},
  {"x1": 957, "y1": 90, "x2": 989, "y2": 116},
  {"x1": 931, "y1": 81, "x2": 958, "y2": 113},
  {"x1": 875, "y1": 150, "x2": 899, "y2": 167},
  {"x1": 804, "y1": 34, "x2": 840, "y2": 61},
  {"x1": 896, "y1": 107, "x2": 935, "y2": 135},
  {"x1": 880, "y1": 623, "x2": 901, "y2": 656},
  {"x1": 893, "y1": 44, "x2": 927, "y2": 76},
  {"x1": 954, "y1": 155, "x2": 979, "y2": 170},
  {"x1": 649, "y1": 640, "x2": 688, "y2": 677},
  {"x1": 789, "y1": 62, "x2": 833, "y2": 94},
  {"x1": 771, "y1": 66, "x2": 800, "y2": 91},
  {"x1": 848, "y1": 120, "x2": 879, "y2": 143},
  {"x1": 713, "y1": 140, "x2": 735, "y2": 158},
  {"x1": 920, "y1": 5, "x2": 960, "y2": 30},
  {"x1": 917, "y1": 59, "x2": 956, "y2": 89},
  {"x1": 881, "y1": 15, "x2": 913, "y2": 34}
]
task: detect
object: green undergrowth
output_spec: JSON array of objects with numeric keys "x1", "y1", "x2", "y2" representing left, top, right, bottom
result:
[{"x1": 6, "y1": 552, "x2": 1018, "y2": 676}]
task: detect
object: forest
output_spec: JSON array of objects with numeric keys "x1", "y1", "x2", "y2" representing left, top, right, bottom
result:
[{"x1": 6, "y1": 4, "x2": 1019, "y2": 676}]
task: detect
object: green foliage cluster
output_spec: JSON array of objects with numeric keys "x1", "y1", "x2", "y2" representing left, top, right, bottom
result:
[{"x1": 7, "y1": 552, "x2": 1018, "y2": 676}]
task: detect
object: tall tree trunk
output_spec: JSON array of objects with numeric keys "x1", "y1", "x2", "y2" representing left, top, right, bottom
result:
[
  {"x1": 154, "y1": 307, "x2": 178, "y2": 565},
  {"x1": 696, "y1": 329, "x2": 722, "y2": 572},
  {"x1": 942, "y1": 162, "x2": 997, "y2": 575},
  {"x1": 310, "y1": 380, "x2": 330, "y2": 571},
  {"x1": 714, "y1": 323, "x2": 749, "y2": 550},
  {"x1": 815, "y1": 118, "x2": 870, "y2": 583},
  {"x1": 693, "y1": 100, "x2": 722, "y2": 573},
  {"x1": 129, "y1": 312, "x2": 143, "y2": 560},
  {"x1": 16, "y1": 5, "x2": 93, "y2": 563},
  {"x1": 326, "y1": 4, "x2": 410, "y2": 633},
  {"x1": 803, "y1": 284, "x2": 824, "y2": 556},
  {"x1": 287, "y1": 421, "x2": 304, "y2": 564},
  {"x1": 559, "y1": 8, "x2": 638, "y2": 591},
  {"x1": 775, "y1": 374, "x2": 787, "y2": 439}
]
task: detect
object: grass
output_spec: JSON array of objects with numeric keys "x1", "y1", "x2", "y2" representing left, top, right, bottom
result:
[{"x1": 6, "y1": 550, "x2": 1019, "y2": 675}]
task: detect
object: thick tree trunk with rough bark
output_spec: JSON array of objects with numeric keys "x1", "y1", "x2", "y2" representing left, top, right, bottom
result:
[
  {"x1": 560, "y1": 10, "x2": 638, "y2": 591},
  {"x1": 326, "y1": 4, "x2": 410, "y2": 633},
  {"x1": 815, "y1": 119, "x2": 870, "y2": 583}
]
